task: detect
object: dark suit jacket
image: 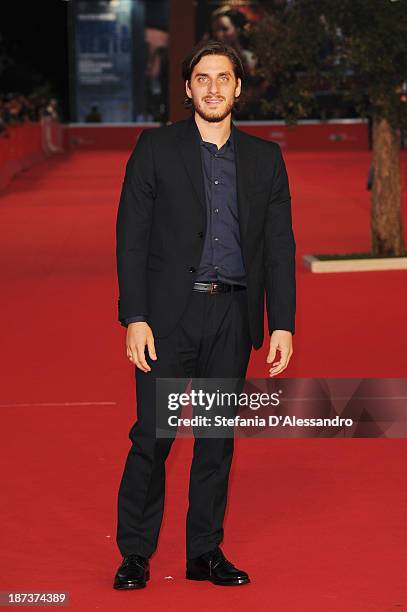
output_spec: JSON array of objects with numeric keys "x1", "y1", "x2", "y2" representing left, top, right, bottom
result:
[{"x1": 116, "y1": 116, "x2": 296, "y2": 350}]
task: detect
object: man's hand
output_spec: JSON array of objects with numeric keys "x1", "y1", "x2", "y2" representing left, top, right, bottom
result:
[
  {"x1": 266, "y1": 330, "x2": 293, "y2": 377},
  {"x1": 126, "y1": 322, "x2": 157, "y2": 372}
]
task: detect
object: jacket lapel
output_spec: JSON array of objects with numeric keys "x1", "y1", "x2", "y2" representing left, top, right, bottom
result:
[
  {"x1": 179, "y1": 117, "x2": 206, "y2": 214},
  {"x1": 234, "y1": 123, "x2": 258, "y2": 242}
]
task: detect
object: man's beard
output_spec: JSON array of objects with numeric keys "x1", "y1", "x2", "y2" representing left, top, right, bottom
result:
[{"x1": 193, "y1": 96, "x2": 236, "y2": 123}]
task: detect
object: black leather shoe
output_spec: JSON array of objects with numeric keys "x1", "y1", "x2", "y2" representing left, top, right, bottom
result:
[
  {"x1": 113, "y1": 554, "x2": 150, "y2": 590},
  {"x1": 186, "y1": 547, "x2": 250, "y2": 586}
]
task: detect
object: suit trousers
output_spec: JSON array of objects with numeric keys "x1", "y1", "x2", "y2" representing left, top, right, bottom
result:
[{"x1": 116, "y1": 285, "x2": 253, "y2": 560}]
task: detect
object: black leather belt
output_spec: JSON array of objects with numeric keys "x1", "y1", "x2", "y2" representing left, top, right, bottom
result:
[{"x1": 192, "y1": 281, "x2": 246, "y2": 294}]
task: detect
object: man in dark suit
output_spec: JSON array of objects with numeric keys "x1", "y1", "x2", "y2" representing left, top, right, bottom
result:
[{"x1": 114, "y1": 40, "x2": 296, "y2": 590}]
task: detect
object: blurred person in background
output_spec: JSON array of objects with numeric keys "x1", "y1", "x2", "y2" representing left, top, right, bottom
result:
[
  {"x1": 0, "y1": 92, "x2": 59, "y2": 126},
  {"x1": 85, "y1": 105, "x2": 102, "y2": 123}
]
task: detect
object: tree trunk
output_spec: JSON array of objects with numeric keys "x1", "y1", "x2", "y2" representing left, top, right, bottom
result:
[{"x1": 371, "y1": 116, "x2": 404, "y2": 256}]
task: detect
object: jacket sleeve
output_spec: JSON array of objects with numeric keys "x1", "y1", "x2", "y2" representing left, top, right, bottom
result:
[
  {"x1": 122, "y1": 315, "x2": 147, "y2": 327},
  {"x1": 264, "y1": 144, "x2": 296, "y2": 335},
  {"x1": 116, "y1": 129, "x2": 156, "y2": 325}
]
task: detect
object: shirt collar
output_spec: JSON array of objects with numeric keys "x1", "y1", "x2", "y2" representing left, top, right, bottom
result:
[{"x1": 196, "y1": 119, "x2": 235, "y2": 150}]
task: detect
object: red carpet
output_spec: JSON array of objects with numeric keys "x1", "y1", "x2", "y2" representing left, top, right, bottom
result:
[{"x1": 1, "y1": 150, "x2": 406, "y2": 610}]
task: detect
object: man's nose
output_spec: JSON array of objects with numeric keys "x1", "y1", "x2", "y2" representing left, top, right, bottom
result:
[{"x1": 208, "y1": 79, "x2": 220, "y2": 95}]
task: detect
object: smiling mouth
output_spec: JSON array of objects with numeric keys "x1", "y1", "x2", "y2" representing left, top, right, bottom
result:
[{"x1": 205, "y1": 98, "x2": 223, "y2": 105}]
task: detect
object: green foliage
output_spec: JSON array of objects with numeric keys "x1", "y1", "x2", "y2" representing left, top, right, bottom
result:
[{"x1": 251, "y1": 0, "x2": 407, "y2": 127}]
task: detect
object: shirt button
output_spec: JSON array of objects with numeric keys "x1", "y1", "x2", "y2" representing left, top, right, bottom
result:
[
  {"x1": 214, "y1": 179, "x2": 219, "y2": 185},
  {"x1": 214, "y1": 266, "x2": 219, "y2": 271},
  {"x1": 214, "y1": 208, "x2": 219, "y2": 213},
  {"x1": 214, "y1": 237, "x2": 219, "y2": 242},
  {"x1": 189, "y1": 266, "x2": 196, "y2": 273}
]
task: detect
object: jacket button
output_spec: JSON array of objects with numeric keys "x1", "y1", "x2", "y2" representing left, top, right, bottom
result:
[
  {"x1": 189, "y1": 266, "x2": 196, "y2": 273},
  {"x1": 197, "y1": 231, "x2": 204, "y2": 238}
]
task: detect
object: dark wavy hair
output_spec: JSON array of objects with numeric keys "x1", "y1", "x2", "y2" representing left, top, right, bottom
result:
[{"x1": 181, "y1": 40, "x2": 245, "y2": 110}]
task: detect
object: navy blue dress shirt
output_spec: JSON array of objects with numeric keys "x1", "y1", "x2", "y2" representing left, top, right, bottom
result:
[
  {"x1": 195, "y1": 126, "x2": 246, "y2": 285},
  {"x1": 124, "y1": 122, "x2": 246, "y2": 326}
]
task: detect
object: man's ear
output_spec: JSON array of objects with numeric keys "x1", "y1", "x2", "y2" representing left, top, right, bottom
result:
[
  {"x1": 235, "y1": 77, "x2": 242, "y2": 98},
  {"x1": 185, "y1": 80, "x2": 192, "y2": 100}
]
